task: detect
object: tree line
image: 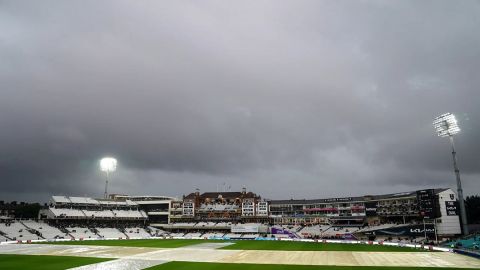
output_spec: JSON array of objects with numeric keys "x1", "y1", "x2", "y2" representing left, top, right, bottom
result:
[{"x1": 466, "y1": 195, "x2": 480, "y2": 224}]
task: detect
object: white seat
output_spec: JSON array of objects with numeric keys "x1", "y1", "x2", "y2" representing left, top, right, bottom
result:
[
  {"x1": 0, "y1": 221, "x2": 40, "y2": 241},
  {"x1": 22, "y1": 221, "x2": 66, "y2": 239}
]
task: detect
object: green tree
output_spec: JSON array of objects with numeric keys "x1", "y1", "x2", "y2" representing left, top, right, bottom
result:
[
  {"x1": 465, "y1": 195, "x2": 480, "y2": 224},
  {"x1": 14, "y1": 203, "x2": 41, "y2": 219}
]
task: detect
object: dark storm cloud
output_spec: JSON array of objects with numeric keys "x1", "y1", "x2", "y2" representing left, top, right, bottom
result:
[{"x1": 1, "y1": 0, "x2": 479, "y2": 202}]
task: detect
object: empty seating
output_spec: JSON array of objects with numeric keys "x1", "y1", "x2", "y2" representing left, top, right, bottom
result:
[
  {"x1": 82, "y1": 210, "x2": 115, "y2": 218},
  {"x1": 95, "y1": 227, "x2": 124, "y2": 238},
  {"x1": 124, "y1": 227, "x2": 152, "y2": 238},
  {"x1": 241, "y1": 233, "x2": 259, "y2": 239},
  {"x1": 202, "y1": 232, "x2": 225, "y2": 238},
  {"x1": 66, "y1": 227, "x2": 97, "y2": 239},
  {"x1": 356, "y1": 223, "x2": 396, "y2": 233},
  {"x1": 0, "y1": 221, "x2": 40, "y2": 241},
  {"x1": 194, "y1": 222, "x2": 217, "y2": 227},
  {"x1": 214, "y1": 222, "x2": 231, "y2": 228},
  {"x1": 112, "y1": 210, "x2": 145, "y2": 219},
  {"x1": 299, "y1": 225, "x2": 330, "y2": 236},
  {"x1": 323, "y1": 226, "x2": 360, "y2": 236},
  {"x1": 184, "y1": 232, "x2": 202, "y2": 238},
  {"x1": 22, "y1": 221, "x2": 66, "y2": 239},
  {"x1": 223, "y1": 233, "x2": 241, "y2": 238},
  {"x1": 49, "y1": 208, "x2": 86, "y2": 218}
]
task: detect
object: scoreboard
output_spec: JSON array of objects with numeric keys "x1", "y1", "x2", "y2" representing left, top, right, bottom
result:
[{"x1": 416, "y1": 189, "x2": 438, "y2": 219}]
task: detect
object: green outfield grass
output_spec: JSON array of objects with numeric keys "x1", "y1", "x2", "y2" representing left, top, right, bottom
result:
[
  {"x1": 220, "y1": 240, "x2": 426, "y2": 252},
  {"x1": 40, "y1": 238, "x2": 223, "y2": 248},
  {"x1": 39, "y1": 239, "x2": 428, "y2": 252},
  {"x1": 0, "y1": 254, "x2": 111, "y2": 270},
  {"x1": 145, "y1": 262, "x2": 470, "y2": 270}
]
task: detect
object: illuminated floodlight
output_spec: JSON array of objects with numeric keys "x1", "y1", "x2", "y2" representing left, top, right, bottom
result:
[
  {"x1": 433, "y1": 113, "x2": 460, "y2": 137},
  {"x1": 100, "y1": 157, "x2": 117, "y2": 199},
  {"x1": 432, "y1": 113, "x2": 468, "y2": 235},
  {"x1": 100, "y1": 157, "x2": 117, "y2": 172}
]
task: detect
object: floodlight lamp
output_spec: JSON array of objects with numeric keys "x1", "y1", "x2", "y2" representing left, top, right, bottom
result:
[
  {"x1": 433, "y1": 113, "x2": 460, "y2": 137},
  {"x1": 100, "y1": 157, "x2": 117, "y2": 172}
]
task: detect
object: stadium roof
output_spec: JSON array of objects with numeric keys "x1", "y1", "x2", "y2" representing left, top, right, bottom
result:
[
  {"x1": 51, "y1": 196, "x2": 71, "y2": 204},
  {"x1": 184, "y1": 191, "x2": 258, "y2": 200},
  {"x1": 50, "y1": 195, "x2": 140, "y2": 207},
  {"x1": 268, "y1": 188, "x2": 451, "y2": 205},
  {"x1": 68, "y1": 196, "x2": 99, "y2": 205},
  {"x1": 269, "y1": 196, "x2": 365, "y2": 205},
  {"x1": 367, "y1": 188, "x2": 449, "y2": 200}
]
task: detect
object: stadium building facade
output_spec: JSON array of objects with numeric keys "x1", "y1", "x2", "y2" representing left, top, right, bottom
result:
[
  {"x1": 109, "y1": 195, "x2": 174, "y2": 225},
  {"x1": 162, "y1": 187, "x2": 461, "y2": 237},
  {"x1": 169, "y1": 187, "x2": 269, "y2": 223},
  {"x1": 268, "y1": 188, "x2": 461, "y2": 237},
  {"x1": 42, "y1": 195, "x2": 148, "y2": 222},
  {"x1": 26, "y1": 187, "x2": 461, "y2": 241}
]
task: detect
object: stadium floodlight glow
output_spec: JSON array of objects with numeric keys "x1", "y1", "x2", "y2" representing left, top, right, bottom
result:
[
  {"x1": 432, "y1": 113, "x2": 468, "y2": 235},
  {"x1": 433, "y1": 113, "x2": 460, "y2": 137},
  {"x1": 100, "y1": 157, "x2": 117, "y2": 199},
  {"x1": 100, "y1": 157, "x2": 117, "y2": 172}
]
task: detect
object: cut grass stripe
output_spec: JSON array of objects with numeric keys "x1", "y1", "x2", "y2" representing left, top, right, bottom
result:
[
  {"x1": 0, "y1": 254, "x2": 112, "y2": 270},
  {"x1": 38, "y1": 239, "x2": 430, "y2": 252},
  {"x1": 145, "y1": 261, "x2": 472, "y2": 270}
]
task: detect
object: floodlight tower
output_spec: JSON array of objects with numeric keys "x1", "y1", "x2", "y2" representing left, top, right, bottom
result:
[
  {"x1": 433, "y1": 113, "x2": 468, "y2": 235},
  {"x1": 100, "y1": 157, "x2": 117, "y2": 199}
]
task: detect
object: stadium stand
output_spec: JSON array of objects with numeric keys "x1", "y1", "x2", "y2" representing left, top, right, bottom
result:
[
  {"x1": 194, "y1": 222, "x2": 217, "y2": 228},
  {"x1": 214, "y1": 222, "x2": 232, "y2": 228},
  {"x1": 355, "y1": 223, "x2": 397, "y2": 233},
  {"x1": 66, "y1": 226, "x2": 97, "y2": 239},
  {"x1": 284, "y1": 225, "x2": 303, "y2": 232},
  {"x1": 147, "y1": 226, "x2": 169, "y2": 237},
  {"x1": 272, "y1": 234, "x2": 290, "y2": 239},
  {"x1": 299, "y1": 225, "x2": 330, "y2": 236},
  {"x1": 123, "y1": 227, "x2": 152, "y2": 238},
  {"x1": 240, "y1": 233, "x2": 259, "y2": 239},
  {"x1": 323, "y1": 226, "x2": 361, "y2": 236},
  {"x1": 82, "y1": 210, "x2": 115, "y2": 219},
  {"x1": 0, "y1": 221, "x2": 41, "y2": 241},
  {"x1": 49, "y1": 208, "x2": 86, "y2": 218},
  {"x1": 202, "y1": 232, "x2": 225, "y2": 238},
  {"x1": 445, "y1": 234, "x2": 480, "y2": 250},
  {"x1": 22, "y1": 220, "x2": 66, "y2": 239},
  {"x1": 224, "y1": 233, "x2": 241, "y2": 238},
  {"x1": 95, "y1": 227, "x2": 125, "y2": 238},
  {"x1": 183, "y1": 232, "x2": 203, "y2": 238},
  {"x1": 7, "y1": 188, "x2": 459, "y2": 243},
  {"x1": 112, "y1": 209, "x2": 146, "y2": 219}
]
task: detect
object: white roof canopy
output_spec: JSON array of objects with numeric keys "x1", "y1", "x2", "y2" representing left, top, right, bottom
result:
[{"x1": 51, "y1": 195, "x2": 138, "y2": 207}]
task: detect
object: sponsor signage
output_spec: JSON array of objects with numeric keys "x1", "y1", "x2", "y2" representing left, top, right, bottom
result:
[
  {"x1": 343, "y1": 234, "x2": 357, "y2": 240},
  {"x1": 231, "y1": 224, "x2": 259, "y2": 233},
  {"x1": 323, "y1": 197, "x2": 353, "y2": 203},
  {"x1": 363, "y1": 224, "x2": 436, "y2": 237},
  {"x1": 270, "y1": 227, "x2": 297, "y2": 238},
  {"x1": 445, "y1": 201, "x2": 459, "y2": 216}
]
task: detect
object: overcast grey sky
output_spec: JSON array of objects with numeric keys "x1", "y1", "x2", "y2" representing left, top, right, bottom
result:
[{"x1": 1, "y1": 0, "x2": 479, "y2": 203}]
